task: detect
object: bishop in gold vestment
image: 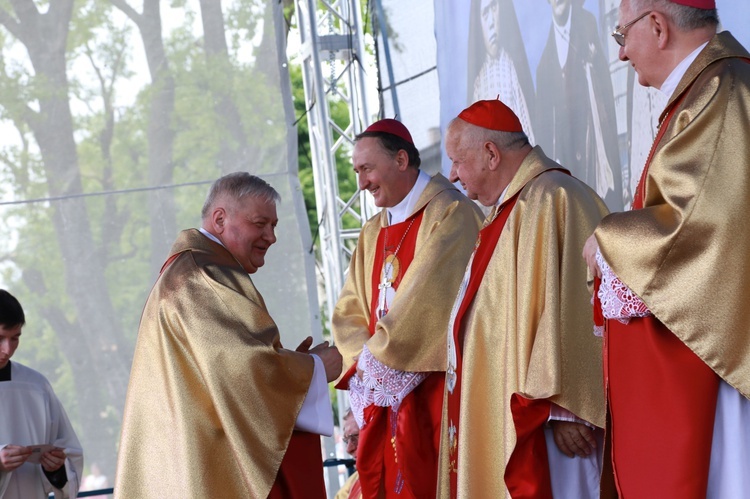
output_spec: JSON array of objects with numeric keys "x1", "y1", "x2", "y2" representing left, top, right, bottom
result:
[
  {"x1": 585, "y1": 3, "x2": 750, "y2": 494},
  {"x1": 441, "y1": 100, "x2": 609, "y2": 498},
  {"x1": 333, "y1": 119, "x2": 483, "y2": 498},
  {"x1": 116, "y1": 173, "x2": 340, "y2": 498}
]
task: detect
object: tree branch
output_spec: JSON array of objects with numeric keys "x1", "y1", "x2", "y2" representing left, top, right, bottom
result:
[
  {"x1": 47, "y1": 0, "x2": 75, "y2": 20},
  {"x1": 108, "y1": 43, "x2": 127, "y2": 90},
  {"x1": 109, "y1": 0, "x2": 142, "y2": 27},
  {"x1": 46, "y1": 0, "x2": 76, "y2": 45},
  {"x1": 8, "y1": 0, "x2": 36, "y2": 19},
  {"x1": 0, "y1": 7, "x2": 24, "y2": 42},
  {"x1": 84, "y1": 42, "x2": 110, "y2": 102}
]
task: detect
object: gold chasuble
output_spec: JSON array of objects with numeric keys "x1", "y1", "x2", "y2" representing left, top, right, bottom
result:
[
  {"x1": 333, "y1": 173, "x2": 483, "y2": 498},
  {"x1": 438, "y1": 147, "x2": 609, "y2": 498},
  {"x1": 116, "y1": 229, "x2": 315, "y2": 499},
  {"x1": 596, "y1": 32, "x2": 750, "y2": 399}
]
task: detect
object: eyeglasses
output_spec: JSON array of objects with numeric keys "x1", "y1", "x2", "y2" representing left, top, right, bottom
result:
[
  {"x1": 343, "y1": 433, "x2": 359, "y2": 445},
  {"x1": 611, "y1": 10, "x2": 652, "y2": 47}
]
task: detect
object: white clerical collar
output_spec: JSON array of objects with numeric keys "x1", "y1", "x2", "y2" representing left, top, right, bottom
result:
[
  {"x1": 660, "y1": 41, "x2": 709, "y2": 99},
  {"x1": 495, "y1": 183, "x2": 512, "y2": 207},
  {"x1": 387, "y1": 170, "x2": 431, "y2": 225},
  {"x1": 199, "y1": 227, "x2": 224, "y2": 247},
  {"x1": 553, "y1": 6, "x2": 572, "y2": 69}
]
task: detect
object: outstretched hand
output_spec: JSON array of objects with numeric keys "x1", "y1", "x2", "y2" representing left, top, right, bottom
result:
[
  {"x1": 551, "y1": 421, "x2": 597, "y2": 458},
  {"x1": 0, "y1": 445, "x2": 32, "y2": 472},
  {"x1": 308, "y1": 340, "x2": 343, "y2": 383}
]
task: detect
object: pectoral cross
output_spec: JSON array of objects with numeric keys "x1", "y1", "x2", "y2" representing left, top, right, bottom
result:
[{"x1": 377, "y1": 277, "x2": 392, "y2": 319}]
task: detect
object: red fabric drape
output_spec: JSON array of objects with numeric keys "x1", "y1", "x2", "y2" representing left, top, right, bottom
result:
[
  {"x1": 505, "y1": 396, "x2": 553, "y2": 498},
  {"x1": 352, "y1": 210, "x2": 445, "y2": 498},
  {"x1": 446, "y1": 194, "x2": 520, "y2": 497},
  {"x1": 606, "y1": 318, "x2": 719, "y2": 498},
  {"x1": 268, "y1": 431, "x2": 326, "y2": 499},
  {"x1": 601, "y1": 87, "x2": 720, "y2": 498}
]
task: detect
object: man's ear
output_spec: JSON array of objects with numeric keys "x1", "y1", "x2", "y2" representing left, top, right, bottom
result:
[
  {"x1": 485, "y1": 141, "x2": 503, "y2": 171},
  {"x1": 210, "y1": 207, "x2": 227, "y2": 234},
  {"x1": 651, "y1": 12, "x2": 669, "y2": 49},
  {"x1": 396, "y1": 149, "x2": 410, "y2": 171}
]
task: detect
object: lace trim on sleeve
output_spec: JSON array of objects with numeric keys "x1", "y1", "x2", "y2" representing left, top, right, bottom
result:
[
  {"x1": 347, "y1": 345, "x2": 428, "y2": 430},
  {"x1": 348, "y1": 374, "x2": 368, "y2": 429},
  {"x1": 361, "y1": 344, "x2": 427, "y2": 409},
  {"x1": 596, "y1": 249, "x2": 652, "y2": 324}
]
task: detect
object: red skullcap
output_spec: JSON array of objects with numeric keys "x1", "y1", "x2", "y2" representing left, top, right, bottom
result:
[
  {"x1": 457, "y1": 99, "x2": 524, "y2": 133},
  {"x1": 668, "y1": 0, "x2": 715, "y2": 8},
  {"x1": 670, "y1": 0, "x2": 716, "y2": 9},
  {"x1": 363, "y1": 119, "x2": 414, "y2": 145}
]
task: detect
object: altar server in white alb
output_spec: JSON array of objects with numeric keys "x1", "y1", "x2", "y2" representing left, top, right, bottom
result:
[{"x1": 0, "y1": 289, "x2": 83, "y2": 499}]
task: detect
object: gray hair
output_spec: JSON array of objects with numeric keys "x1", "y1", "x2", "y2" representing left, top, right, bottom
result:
[
  {"x1": 449, "y1": 117, "x2": 529, "y2": 152},
  {"x1": 630, "y1": 0, "x2": 719, "y2": 30},
  {"x1": 201, "y1": 172, "x2": 281, "y2": 220}
]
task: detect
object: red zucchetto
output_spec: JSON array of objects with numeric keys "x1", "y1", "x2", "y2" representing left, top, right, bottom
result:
[
  {"x1": 668, "y1": 0, "x2": 715, "y2": 8},
  {"x1": 363, "y1": 119, "x2": 414, "y2": 145},
  {"x1": 457, "y1": 99, "x2": 524, "y2": 133}
]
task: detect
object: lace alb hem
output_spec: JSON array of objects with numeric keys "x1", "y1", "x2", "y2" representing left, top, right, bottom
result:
[
  {"x1": 347, "y1": 344, "x2": 427, "y2": 429},
  {"x1": 596, "y1": 249, "x2": 652, "y2": 324},
  {"x1": 348, "y1": 374, "x2": 368, "y2": 429}
]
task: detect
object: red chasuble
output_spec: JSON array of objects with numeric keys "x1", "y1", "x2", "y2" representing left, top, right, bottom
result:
[
  {"x1": 345, "y1": 209, "x2": 446, "y2": 499},
  {"x1": 597, "y1": 93, "x2": 720, "y2": 499},
  {"x1": 445, "y1": 192, "x2": 553, "y2": 498}
]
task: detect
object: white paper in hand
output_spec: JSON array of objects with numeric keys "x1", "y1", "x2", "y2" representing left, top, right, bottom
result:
[{"x1": 25, "y1": 444, "x2": 58, "y2": 464}]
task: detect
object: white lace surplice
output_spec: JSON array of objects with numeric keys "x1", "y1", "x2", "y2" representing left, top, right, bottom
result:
[{"x1": 348, "y1": 344, "x2": 427, "y2": 429}]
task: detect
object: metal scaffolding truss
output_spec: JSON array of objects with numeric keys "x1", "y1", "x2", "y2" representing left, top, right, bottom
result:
[
  {"x1": 293, "y1": 2, "x2": 375, "y2": 493},
  {"x1": 294, "y1": 0, "x2": 374, "y2": 325}
]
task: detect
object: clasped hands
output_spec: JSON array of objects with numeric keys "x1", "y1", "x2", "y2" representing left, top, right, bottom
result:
[
  {"x1": 550, "y1": 421, "x2": 597, "y2": 458},
  {"x1": 296, "y1": 336, "x2": 343, "y2": 382},
  {"x1": 0, "y1": 444, "x2": 66, "y2": 472}
]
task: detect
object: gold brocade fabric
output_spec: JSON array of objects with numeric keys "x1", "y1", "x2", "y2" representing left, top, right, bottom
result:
[
  {"x1": 334, "y1": 471, "x2": 360, "y2": 499},
  {"x1": 115, "y1": 229, "x2": 314, "y2": 499},
  {"x1": 438, "y1": 147, "x2": 609, "y2": 498},
  {"x1": 597, "y1": 32, "x2": 750, "y2": 399},
  {"x1": 333, "y1": 173, "x2": 483, "y2": 377}
]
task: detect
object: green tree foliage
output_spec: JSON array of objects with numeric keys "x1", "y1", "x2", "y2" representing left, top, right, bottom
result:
[{"x1": 290, "y1": 63, "x2": 359, "y2": 236}]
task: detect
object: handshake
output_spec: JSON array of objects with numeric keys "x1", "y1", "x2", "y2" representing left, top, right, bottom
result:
[{"x1": 295, "y1": 336, "x2": 343, "y2": 383}]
